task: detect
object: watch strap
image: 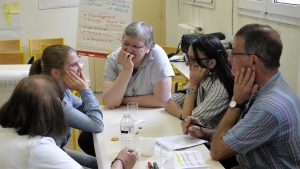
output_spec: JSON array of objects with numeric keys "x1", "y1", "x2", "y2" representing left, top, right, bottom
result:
[{"x1": 235, "y1": 102, "x2": 245, "y2": 109}]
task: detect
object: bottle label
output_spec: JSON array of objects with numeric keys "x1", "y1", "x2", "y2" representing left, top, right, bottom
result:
[{"x1": 121, "y1": 130, "x2": 129, "y2": 134}]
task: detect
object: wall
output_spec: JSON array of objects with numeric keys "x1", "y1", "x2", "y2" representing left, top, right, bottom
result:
[
  {"x1": 15, "y1": 0, "x2": 164, "y2": 92},
  {"x1": 165, "y1": 0, "x2": 300, "y2": 96},
  {"x1": 21, "y1": 1, "x2": 78, "y2": 54},
  {"x1": 166, "y1": 0, "x2": 233, "y2": 46},
  {"x1": 6, "y1": 1, "x2": 89, "y2": 84}
]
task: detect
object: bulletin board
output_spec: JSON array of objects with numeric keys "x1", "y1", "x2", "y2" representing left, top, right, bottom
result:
[{"x1": 76, "y1": 0, "x2": 133, "y2": 53}]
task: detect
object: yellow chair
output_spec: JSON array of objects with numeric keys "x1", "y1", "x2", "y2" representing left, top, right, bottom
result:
[
  {"x1": 29, "y1": 38, "x2": 64, "y2": 60},
  {"x1": 0, "y1": 39, "x2": 22, "y2": 52},
  {"x1": 72, "y1": 129, "x2": 80, "y2": 151},
  {"x1": 71, "y1": 90, "x2": 81, "y2": 151},
  {"x1": 0, "y1": 52, "x2": 26, "y2": 64}
]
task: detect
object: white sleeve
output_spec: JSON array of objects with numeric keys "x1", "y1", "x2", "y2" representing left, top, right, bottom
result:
[{"x1": 29, "y1": 137, "x2": 83, "y2": 169}]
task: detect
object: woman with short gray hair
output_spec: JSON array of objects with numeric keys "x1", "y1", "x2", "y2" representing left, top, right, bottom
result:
[
  {"x1": 78, "y1": 21, "x2": 174, "y2": 157},
  {"x1": 102, "y1": 21, "x2": 174, "y2": 109}
]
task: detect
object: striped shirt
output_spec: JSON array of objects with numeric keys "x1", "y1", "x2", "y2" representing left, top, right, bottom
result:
[
  {"x1": 224, "y1": 72, "x2": 300, "y2": 169},
  {"x1": 172, "y1": 76, "x2": 230, "y2": 129}
]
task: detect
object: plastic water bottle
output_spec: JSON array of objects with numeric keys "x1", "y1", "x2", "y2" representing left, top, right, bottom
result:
[{"x1": 120, "y1": 111, "x2": 135, "y2": 149}]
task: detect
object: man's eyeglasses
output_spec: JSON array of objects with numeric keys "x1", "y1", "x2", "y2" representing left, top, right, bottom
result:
[
  {"x1": 230, "y1": 51, "x2": 259, "y2": 57},
  {"x1": 121, "y1": 41, "x2": 145, "y2": 50}
]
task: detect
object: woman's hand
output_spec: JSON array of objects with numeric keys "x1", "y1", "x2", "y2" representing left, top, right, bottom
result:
[
  {"x1": 118, "y1": 50, "x2": 134, "y2": 71},
  {"x1": 63, "y1": 71, "x2": 89, "y2": 91},
  {"x1": 114, "y1": 147, "x2": 139, "y2": 169},
  {"x1": 189, "y1": 64, "x2": 209, "y2": 86}
]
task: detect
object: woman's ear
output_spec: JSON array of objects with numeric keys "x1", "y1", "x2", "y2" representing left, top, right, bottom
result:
[
  {"x1": 50, "y1": 68, "x2": 61, "y2": 79},
  {"x1": 208, "y1": 59, "x2": 216, "y2": 69},
  {"x1": 145, "y1": 46, "x2": 150, "y2": 54}
]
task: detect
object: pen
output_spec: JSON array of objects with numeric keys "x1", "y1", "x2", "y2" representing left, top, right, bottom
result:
[
  {"x1": 179, "y1": 116, "x2": 207, "y2": 128},
  {"x1": 153, "y1": 162, "x2": 159, "y2": 169}
]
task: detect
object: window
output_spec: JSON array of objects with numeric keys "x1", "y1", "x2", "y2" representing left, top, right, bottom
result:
[
  {"x1": 274, "y1": 0, "x2": 300, "y2": 5},
  {"x1": 237, "y1": 0, "x2": 300, "y2": 26},
  {"x1": 184, "y1": 0, "x2": 215, "y2": 9}
]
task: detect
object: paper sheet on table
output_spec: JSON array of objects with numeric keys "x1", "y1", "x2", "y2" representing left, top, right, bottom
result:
[
  {"x1": 169, "y1": 54, "x2": 185, "y2": 62},
  {"x1": 156, "y1": 135, "x2": 207, "y2": 150},
  {"x1": 174, "y1": 150, "x2": 209, "y2": 169}
]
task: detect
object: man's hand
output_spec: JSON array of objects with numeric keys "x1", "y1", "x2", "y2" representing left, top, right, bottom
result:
[
  {"x1": 182, "y1": 116, "x2": 206, "y2": 138},
  {"x1": 233, "y1": 67, "x2": 259, "y2": 103}
]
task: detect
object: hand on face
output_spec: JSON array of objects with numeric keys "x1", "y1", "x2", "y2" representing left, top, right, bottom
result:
[
  {"x1": 116, "y1": 147, "x2": 139, "y2": 169},
  {"x1": 182, "y1": 116, "x2": 205, "y2": 138},
  {"x1": 118, "y1": 49, "x2": 134, "y2": 71},
  {"x1": 63, "y1": 70, "x2": 89, "y2": 91},
  {"x1": 233, "y1": 67, "x2": 259, "y2": 103},
  {"x1": 189, "y1": 63, "x2": 209, "y2": 86}
]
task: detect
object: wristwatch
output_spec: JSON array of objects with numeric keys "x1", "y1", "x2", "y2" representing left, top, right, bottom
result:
[
  {"x1": 229, "y1": 100, "x2": 245, "y2": 109},
  {"x1": 186, "y1": 87, "x2": 197, "y2": 94}
]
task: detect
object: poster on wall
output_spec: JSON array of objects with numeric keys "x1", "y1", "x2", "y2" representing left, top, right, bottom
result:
[
  {"x1": 0, "y1": 0, "x2": 22, "y2": 38},
  {"x1": 77, "y1": 0, "x2": 133, "y2": 52},
  {"x1": 0, "y1": 0, "x2": 21, "y2": 30}
]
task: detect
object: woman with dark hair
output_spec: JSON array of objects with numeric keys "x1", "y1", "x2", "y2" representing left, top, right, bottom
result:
[
  {"x1": 0, "y1": 75, "x2": 138, "y2": 169},
  {"x1": 29, "y1": 44, "x2": 104, "y2": 169},
  {"x1": 165, "y1": 35, "x2": 233, "y2": 129}
]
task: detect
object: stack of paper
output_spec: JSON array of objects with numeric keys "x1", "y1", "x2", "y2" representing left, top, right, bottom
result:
[
  {"x1": 174, "y1": 150, "x2": 209, "y2": 169},
  {"x1": 169, "y1": 54, "x2": 185, "y2": 62},
  {"x1": 156, "y1": 135, "x2": 207, "y2": 150}
]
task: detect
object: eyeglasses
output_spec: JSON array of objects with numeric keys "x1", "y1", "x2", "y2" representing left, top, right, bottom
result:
[
  {"x1": 121, "y1": 40, "x2": 145, "y2": 50},
  {"x1": 230, "y1": 51, "x2": 262, "y2": 59},
  {"x1": 184, "y1": 54, "x2": 210, "y2": 63},
  {"x1": 230, "y1": 52, "x2": 253, "y2": 56}
]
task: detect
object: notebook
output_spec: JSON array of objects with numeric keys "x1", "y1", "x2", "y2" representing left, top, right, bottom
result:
[
  {"x1": 156, "y1": 135, "x2": 208, "y2": 150},
  {"x1": 174, "y1": 150, "x2": 209, "y2": 169}
]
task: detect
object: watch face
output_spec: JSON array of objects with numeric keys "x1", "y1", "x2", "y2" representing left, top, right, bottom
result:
[
  {"x1": 186, "y1": 88, "x2": 195, "y2": 94},
  {"x1": 229, "y1": 100, "x2": 237, "y2": 108}
]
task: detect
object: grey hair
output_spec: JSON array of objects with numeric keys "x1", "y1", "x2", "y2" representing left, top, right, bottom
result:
[
  {"x1": 235, "y1": 23, "x2": 282, "y2": 69},
  {"x1": 123, "y1": 21, "x2": 155, "y2": 48}
]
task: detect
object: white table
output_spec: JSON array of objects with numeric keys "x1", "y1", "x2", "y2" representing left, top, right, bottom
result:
[
  {"x1": 93, "y1": 106, "x2": 224, "y2": 169},
  {"x1": 171, "y1": 62, "x2": 189, "y2": 80},
  {"x1": 0, "y1": 64, "x2": 30, "y2": 106}
]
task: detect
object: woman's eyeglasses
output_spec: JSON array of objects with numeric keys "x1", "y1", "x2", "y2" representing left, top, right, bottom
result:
[
  {"x1": 184, "y1": 54, "x2": 210, "y2": 63},
  {"x1": 121, "y1": 41, "x2": 145, "y2": 50}
]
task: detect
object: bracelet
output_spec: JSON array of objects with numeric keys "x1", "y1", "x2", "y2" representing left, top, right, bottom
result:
[{"x1": 111, "y1": 157, "x2": 125, "y2": 169}]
